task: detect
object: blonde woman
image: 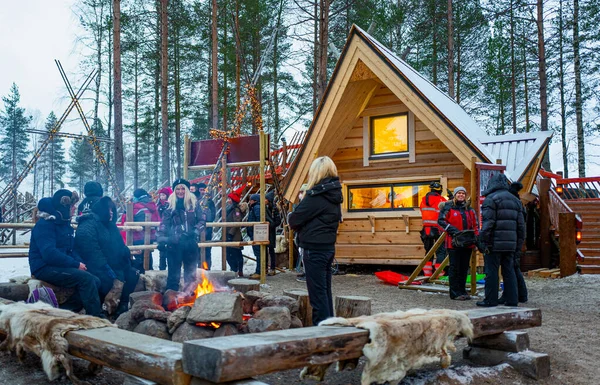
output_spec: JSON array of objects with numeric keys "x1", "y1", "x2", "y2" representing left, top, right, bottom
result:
[
  {"x1": 157, "y1": 179, "x2": 208, "y2": 291},
  {"x1": 288, "y1": 156, "x2": 342, "y2": 325}
]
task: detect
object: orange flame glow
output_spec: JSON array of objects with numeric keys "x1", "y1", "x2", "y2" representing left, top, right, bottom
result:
[
  {"x1": 196, "y1": 322, "x2": 222, "y2": 329},
  {"x1": 195, "y1": 269, "x2": 215, "y2": 298}
]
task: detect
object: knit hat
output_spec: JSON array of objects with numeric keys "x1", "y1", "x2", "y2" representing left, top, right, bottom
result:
[
  {"x1": 172, "y1": 178, "x2": 190, "y2": 190},
  {"x1": 92, "y1": 196, "x2": 114, "y2": 223},
  {"x1": 228, "y1": 186, "x2": 245, "y2": 204},
  {"x1": 83, "y1": 181, "x2": 103, "y2": 198},
  {"x1": 453, "y1": 186, "x2": 467, "y2": 195},
  {"x1": 196, "y1": 183, "x2": 207, "y2": 189},
  {"x1": 266, "y1": 191, "x2": 275, "y2": 204},
  {"x1": 158, "y1": 186, "x2": 173, "y2": 196},
  {"x1": 249, "y1": 194, "x2": 260, "y2": 202},
  {"x1": 509, "y1": 181, "x2": 523, "y2": 197},
  {"x1": 52, "y1": 189, "x2": 74, "y2": 210},
  {"x1": 133, "y1": 188, "x2": 149, "y2": 199}
]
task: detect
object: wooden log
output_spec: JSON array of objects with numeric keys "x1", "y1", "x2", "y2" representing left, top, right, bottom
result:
[
  {"x1": 227, "y1": 279, "x2": 260, "y2": 294},
  {"x1": 559, "y1": 212, "x2": 578, "y2": 277},
  {"x1": 182, "y1": 326, "x2": 370, "y2": 383},
  {"x1": 66, "y1": 327, "x2": 191, "y2": 385},
  {"x1": 470, "y1": 331, "x2": 530, "y2": 353},
  {"x1": 466, "y1": 307, "x2": 542, "y2": 338},
  {"x1": 0, "y1": 253, "x2": 29, "y2": 258},
  {"x1": 283, "y1": 289, "x2": 312, "y2": 327},
  {"x1": 463, "y1": 346, "x2": 550, "y2": 380},
  {"x1": 0, "y1": 283, "x2": 29, "y2": 301},
  {"x1": 334, "y1": 295, "x2": 372, "y2": 318}
]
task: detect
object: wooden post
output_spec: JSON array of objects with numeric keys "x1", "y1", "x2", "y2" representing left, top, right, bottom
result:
[
  {"x1": 221, "y1": 154, "x2": 228, "y2": 271},
  {"x1": 335, "y1": 296, "x2": 371, "y2": 318},
  {"x1": 288, "y1": 201, "x2": 294, "y2": 270},
  {"x1": 259, "y1": 131, "x2": 267, "y2": 284},
  {"x1": 558, "y1": 212, "x2": 577, "y2": 277},
  {"x1": 283, "y1": 289, "x2": 312, "y2": 327},
  {"x1": 470, "y1": 156, "x2": 478, "y2": 295},
  {"x1": 183, "y1": 134, "x2": 190, "y2": 180},
  {"x1": 125, "y1": 202, "x2": 134, "y2": 249},
  {"x1": 539, "y1": 178, "x2": 551, "y2": 268},
  {"x1": 143, "y1": 213, "x2": 152, "y2": 271},
  {"x1": 281, "y1": 138, "x2": 288, "y2": 173}
]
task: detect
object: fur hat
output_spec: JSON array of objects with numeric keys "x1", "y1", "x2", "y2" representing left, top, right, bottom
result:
[
  {"x1": 172, "y1": 178, "x2": 191, "y2": 190},
  {"x1": 453, "y1": 186, "x2": 467, "y2": 196},
  {"x1": 249, "y1": 194, "x2": 260, "y2": 202},
  {"x1": 133, "y1": 188, "x2": 149, "y2": 199},
  {"x1": 83, "y1": 181, "x2": 103, "y2": 198},
  {"x1": 158, "y1": 186, "x2": 173, "y2": 196},
  {"x1": 52, "y1": 189, "x2": 73, "y2": 210}
]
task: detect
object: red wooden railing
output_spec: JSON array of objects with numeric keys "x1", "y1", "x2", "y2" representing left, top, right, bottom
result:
[
  {"x1": 555, "y1": 176, "x2": 600, "y2": 200},
  {"x1": 548, "y1": 189, "x2": 575, "y2": 236}
]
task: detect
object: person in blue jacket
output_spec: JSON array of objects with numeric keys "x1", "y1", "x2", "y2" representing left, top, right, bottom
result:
[{"x1": 28, "y1": 189, "x2": 102, "y2": 317}]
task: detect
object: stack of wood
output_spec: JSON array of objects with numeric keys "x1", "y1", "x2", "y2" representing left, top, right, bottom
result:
[{"x1": 527, "y1": 268, "x2": 562, "y2": 278}]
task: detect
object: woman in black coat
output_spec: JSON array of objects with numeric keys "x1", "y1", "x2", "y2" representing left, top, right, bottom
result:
[
  {"x1": 158, "y1": 179, "x2": 207, "y2": 292},
  {"x1": 75, "y1": 196, "x2": 139, "y2": 316},
  {"x1": 288, "y1": 156, "x2": 342, "y2": 325}
]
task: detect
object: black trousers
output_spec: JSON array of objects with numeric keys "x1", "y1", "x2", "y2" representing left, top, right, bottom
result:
[
  {"x1": 448, "y1": 247, "x2": 472, "y2": 298},
  {"x1": 421, "y1": 228, "x2": 447, "y2": 264},
  {"x1": 514, "y1": 252, "x2": 528, "y2": 302},
  {"x1": 303, "y1": 249, "x2": 335, "y2": 325},
  {"x1": 484, "y1": 251, "x2": 518, "y2": 305},
  {"x1": 252, "y1": 243, "x2": 276, "y2": 274},
  {"x1": 166, "y1": 244, "x2": 199, "y2": 291},
  {"x1": 35, "y1": 265, "x2": 102, "y2": 317},
  {"x1": 226, "y1": 247, "x2": 243, "y2": 273}
]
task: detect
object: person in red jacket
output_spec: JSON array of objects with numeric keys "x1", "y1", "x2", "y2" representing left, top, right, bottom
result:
[
  {"x1": 438, "y1": 186, "x2": 479, "y2": 300},
  {"x1": 131, "y1": 188, "x2": 161, "y2": 271},
  {"x1": 419, "y1": 182, "x2": 447, "y2": 274}
]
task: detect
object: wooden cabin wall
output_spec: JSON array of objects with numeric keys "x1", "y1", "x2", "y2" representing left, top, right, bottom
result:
[{"x1": 332, "y1": 84, "x2": 470, "y2": 265}]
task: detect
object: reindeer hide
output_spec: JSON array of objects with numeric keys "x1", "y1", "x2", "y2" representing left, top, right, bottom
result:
[
  {"x1": 0, "y1": 301, "x2": 113, "y2": 384},
  {"x1": 320, "y1": 308, "x2": 473, "y2": 385}
]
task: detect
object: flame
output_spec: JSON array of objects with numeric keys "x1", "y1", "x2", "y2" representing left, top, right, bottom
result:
[
  {"x1": 196, "y1": 322, "x2": 221, "y2": 329},
  {"x1": 172, "y1": 270, "x2": 217, "y2": 310},
  {"x1": 202, "y1": 261, "x2": 209, "y2": 270},
  {"x1": 242, "y1": 314, "x2": 251, "y2": 321},
  {"x1": 195, "y1": 269, "x2": 215, "y2": 298}
]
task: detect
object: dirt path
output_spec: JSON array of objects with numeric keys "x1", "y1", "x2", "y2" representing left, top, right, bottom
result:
[{"x1": 1, "y1": 271, "x2": 598, "y2": 384}]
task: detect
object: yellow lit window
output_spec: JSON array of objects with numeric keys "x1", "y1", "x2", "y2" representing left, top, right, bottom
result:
[
  {"x1": 348, "y1": 182, "x2": 434, "y2": 211},
  {"x1": 370, "y1": 113, "x2": 408, "y2": 157}
]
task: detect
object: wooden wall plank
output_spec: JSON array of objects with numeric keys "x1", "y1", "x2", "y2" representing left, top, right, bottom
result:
[
  {"x1": 339, "y1": 218, "x2": 423, "y2": 232},
  {"x1": 336, "y1": 231, "x2": 422, "y2": 244},
  {"x1": 336, "y1": 244, "x2": 424, "y2": 257}
]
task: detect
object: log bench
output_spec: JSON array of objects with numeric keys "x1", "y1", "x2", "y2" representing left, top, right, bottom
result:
[{"x1": 182, "y1": 307, "x2": 544, "y2": 383}]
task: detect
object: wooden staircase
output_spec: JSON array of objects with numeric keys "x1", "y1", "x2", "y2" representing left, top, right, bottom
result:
[{"x1": 568, "y1": 200, "x2": 600, "y2": 274}]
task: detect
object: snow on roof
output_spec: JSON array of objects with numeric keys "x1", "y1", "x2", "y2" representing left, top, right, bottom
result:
[
  {"x1": 352, "y1": 26, "x2": 552, "y2": 181},
  {"x1": 478, "y1": 132, "x2": 553, "y2": 181}
]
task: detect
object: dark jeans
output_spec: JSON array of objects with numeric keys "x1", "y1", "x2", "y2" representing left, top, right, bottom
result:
[
  {"x1": 166, "y1": 244, "x2": 199, "y2": 291},
  {"x1": 304, "y1": 249, "x2": 335, "y2": 325},
  {"x1": 513, "y1": 252, "x2": 528, "y2": 302},
  {"x1": 448, "y1": 247, "x2": 472, "y2": 298},
  {"x1": 159, "y1": 249, "x2": 167, "y2": 270},
  {"x1": 35, "y1": 265, "x2": 102, "y2": 317},
  {"x1": 484, "y1": 251, "x2": 518, "y2": 305},
  {"x1": 226, "y1": 247, "x2": 243, "y2": 273},
  {"x1": 422, "y1": 230, "x2": 447, "y2": 264},
  {"x1": 252, "y1": 243, "x2": 276, "y2": 274}
]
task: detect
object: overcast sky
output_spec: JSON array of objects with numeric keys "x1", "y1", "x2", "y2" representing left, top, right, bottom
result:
[{"x1": 0, "y1": 1, "x2": 597, "y2": 179}]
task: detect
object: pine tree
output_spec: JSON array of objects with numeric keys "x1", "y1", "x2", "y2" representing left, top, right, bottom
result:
[
  {"x1": 0, "y1": 83, "x2": 31, "y2": 181},
  {"x1": 43, "y1": 112, "x2": 66, "y2": 192},
  {"x1": 69, "y1": 139, "x2": 95, "y2": 193}
]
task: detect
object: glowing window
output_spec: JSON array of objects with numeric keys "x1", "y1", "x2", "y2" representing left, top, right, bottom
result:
[
  {"x1": 348, "y1": 181, "x2": 434, "y2": 211},
  {"x1": 370, "y1": 113, "x2": 408, "y2": 158}
]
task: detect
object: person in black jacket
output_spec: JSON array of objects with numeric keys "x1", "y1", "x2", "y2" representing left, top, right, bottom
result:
[
  {"x1": 158, "y1": 179, "x2": 208, "y2": 291},
  {"x1": 477, "y1": 174, "x2": 526, "y2": 307},
  {"x1": 288, "y1": 156, "x2": 342, "y2": 325},
  {"x1": 29, "y1": 190, "x2": 102, "y2": 317},
  {"x1": 247, "y1": 194, "x2": 262, "y2": 279},
  {"x1": 75, "y1": 196, "x2": 139, "y2": 316},
  {"x1": 197, "y1": 183, "x2": 216, "y2": 269},
  {"x1": 265, "y1": 191, "x2": 282, "y2": 276}
]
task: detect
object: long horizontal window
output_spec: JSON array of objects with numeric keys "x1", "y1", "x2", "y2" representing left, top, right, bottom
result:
[{"x1": 348, "y1": 181, "x2": 435, "y2": 211}]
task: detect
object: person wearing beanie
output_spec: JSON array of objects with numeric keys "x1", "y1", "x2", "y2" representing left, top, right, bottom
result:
[
  {"x1": 477, "y1": 174, "x2": 525, "y2": 307},
  {"x1": 75, "y1": 196, "x2": 139, "y2": 316},
  {"x1": 196, "y1": 182, "x2": 216, "y2": 269},
  {"x1": 156, "y1": 186, "x2": 173, "y2": 270},
  {"x1": 130, "y1": 188, "x2": 160, "y2": 272},
  {"x1": 28, "y1": 191, "x2": 103, "y2": 317},
  {"x1": 438, "y1": 186, "x2": 479, "y2": 301},
  {"x1": 247, "y1": 193, "x2": 263, "y2": 279},
  {"x1": 77, "y1": 181, "x2": 104, "y2": 215},
  {"x1": 158, "y1": 180, "x2": 209, "y2": 291},
  {"x1": 225, "y1": 187, "x2": 245, "y2": 277},
  {"x1": 419, "y1": 181, "x2": 448, "y2": 277}
]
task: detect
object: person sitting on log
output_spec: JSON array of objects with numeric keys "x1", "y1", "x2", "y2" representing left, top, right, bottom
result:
[
  {"x1": 28, "y1": 190, "x2": 103, "y2": 317},
  {"x1": 74, "y1": 196, "x2": 139, "y2": 317},
  {"x1": 158, "y1": 179, "x2": 208, "y2": 292}
]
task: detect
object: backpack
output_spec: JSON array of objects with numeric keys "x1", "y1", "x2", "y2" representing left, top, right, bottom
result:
[{"x1": 27, "y1": 286, "x2": 59, "y2": 308}]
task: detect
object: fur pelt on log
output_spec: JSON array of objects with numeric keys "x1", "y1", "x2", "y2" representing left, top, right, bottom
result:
[
  {"x1": 319, "y1": 308, "x2": 473, "y2": 385},
  {"x1": 0, "y1": 301, "x2": 113, "y2": 385}
]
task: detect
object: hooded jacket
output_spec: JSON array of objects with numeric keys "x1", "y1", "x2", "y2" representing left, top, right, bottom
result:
[
  {"x1": 132, "y1": 195, "x2": 160, "y2": 242},
  {"x1": 77, "y1": 181, "x2": 103, "y2": 214},
  {"x1": 158, "y1": 200, "x2": 208, "y2": 247},
  {"x1": 480, "y1": 174, "x2": 526, "y2": 253},
  {"x1": 438, "y1": 199, "x2": 479, "y2": 249},
  {"x1": 29, "y1": 198, "x2": 81, "y2": 276},
  {"x1": 288, "y1": 177, "x2": 343, "y2": 251}
]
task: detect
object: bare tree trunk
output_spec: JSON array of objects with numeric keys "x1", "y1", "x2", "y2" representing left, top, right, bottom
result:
[
  {"x1": 235, "y1": 0, "x2": 240, "y2": 112},
  {"x1": 113, "y1": 0, "x2": 124, "y2": 191},
  {"x1": 573, "y1": 0, "x2": 585, "y2": 177},
  {"x1": 447, "y1": 0, "x2": 454, "y2": 99},
  {"x1": 537, "y1": 0, "x2": 550, "y2": 170},
  {"x1": 455, "y1": 2, "x2": 461, "y2": 103},
  {"x1": 559, "y1": 0, "x2": 568, "y2": 177},
  {"x1": 134, "y1": 34, "x2": 140, "y2": 187},
  {"x1": 106, "y1": 0, "x2": 113, "y2": 186},
  {"x1": 174, "y1": 0, "x2": 181, "y2": 178},
  {"x1": 160, "y1": 0, "x2": 170, "y2": 184},
  {"x1": 522, "y1": 22, "x2": 530, "y2": 133},
  {"x1": 153, "y1": 0, "x2": 160, "y2": 188},
  {"x1": 223, "y1": 10, "x2": 228, "y2": 132},
  {"x1": 273, "y1": 0, "x2": 284, "y2": 141},
  {"x1": 317, "y1": 0, "x2": 330, "y2": 104},
  {"x1": 211, "y1": 0, "x2": 219, "y2": 130},
  {"x1": 431, "y1": 0, "x2": 438, "y2": 85},
  {"x1": 510, "y1": 0, "x2": 517, "y2": 133},
  {"x1": 50, "y1": 140, "x2": 54, "y2": 193},
  {"x1": 313, "y1": 0, "x2": 318, "y2": 113}
]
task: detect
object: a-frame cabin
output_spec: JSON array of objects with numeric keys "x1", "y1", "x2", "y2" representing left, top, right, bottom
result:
[{"x1": 284, "y1": 26, "x2": 551, "y2": 266}]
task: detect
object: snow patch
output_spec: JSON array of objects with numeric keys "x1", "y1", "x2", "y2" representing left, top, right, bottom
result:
[{"x1": 401, "y1": 364, "x2": 512, "y2": 385}]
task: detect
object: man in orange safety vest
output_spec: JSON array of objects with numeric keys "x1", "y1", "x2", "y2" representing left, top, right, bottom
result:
[{"x1": 419, "y1": 182, "x2": 448, "y2": 275}]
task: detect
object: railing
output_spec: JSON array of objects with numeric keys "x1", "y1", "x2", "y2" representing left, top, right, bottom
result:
[
  {"x1": 556, "y1": 176, "x2": 600, "y2": 200},
  {"x1": 548, "y1": 189, "x2": 574, "y2": 236}
]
